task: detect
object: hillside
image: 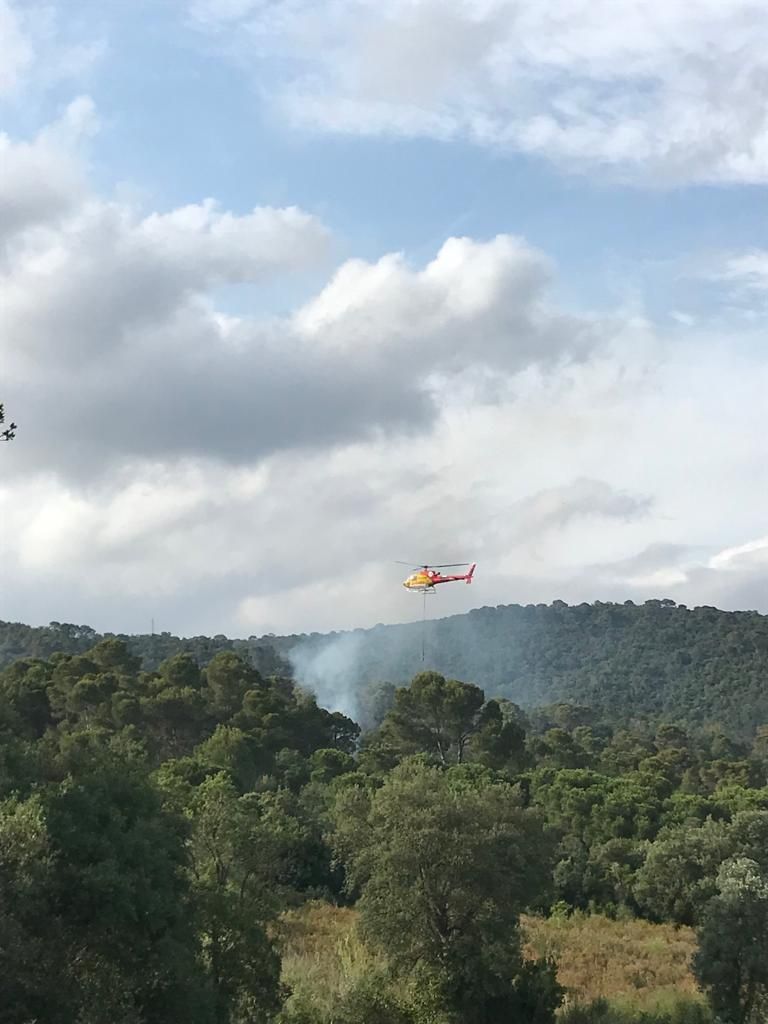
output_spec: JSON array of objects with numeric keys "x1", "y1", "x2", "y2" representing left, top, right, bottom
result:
[
  {"x1": 287, "y1": 600, "x2": 768, "y2": 737},
  {"x1": 0, "y1": 629, "x2": 764, "y2": 1021},
  {"x1": 4, "y1": 598, "x2": 768, "y2": 736},
  {"x1": 0, "y1": 619, "x2": 289, "y2": 678}
]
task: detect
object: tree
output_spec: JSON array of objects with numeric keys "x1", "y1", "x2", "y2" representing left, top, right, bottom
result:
[
  {"x1": 357, "y1": 681, "x2": 397, "y2": 732},
  {"x1": 185, "y1": 773, "x2": 285, "y2": 1023},
  {"x1": 158, "y1": 653, "x2": 204, "y2": 690},
  {"x1": 204, "y1": 653, "x2": 263, "y2": 719},
  {"x1": 89, "y1": 638, "x2": 142, "y2": 675},
  {"x1": 381, "y1": 672, "x2": 486, "y2": 764},
  {"x1": 42, "y1": 751, "x2": 204, "y2": 1024},
  {"x1": 308, "y1": 747, "x2": 356, "y2": 785},
  {"x1": 1, "y1": 402, "x2": 17, "y2": 441},
  {"x1": 0, "y1": 658, "x2": 54, "y2": 738},
  {"x1": 469, "y1": 699, "x2": 528, "y2": 771},
  {"x1": 0, "y1": 744, "x2": 205, "y2": 1024},
  {"x1": 693, "y1": 857, "x2": 768, "y2": 1024},
  {"x1": 326, "y1": 710, "x2": 360, "y2": 754},
  {"x1": 0, "y1": 794, "x2": 61, "y2": 1021},
  {"x1": 141, "y1": 681, "x2": 210, "y2": 761},
  {"x1": 529, "y1": 728, "x2": 590, "y2": 770},
  {"x1": 195, "y1": 726, "x2": 264, "y2": 792},
  {"x1": 332, "y1": 759, "x2": 559, "y2": 1023},
  {"x1": 633, "y1": 819, "x2": 735, "y2": 925}
]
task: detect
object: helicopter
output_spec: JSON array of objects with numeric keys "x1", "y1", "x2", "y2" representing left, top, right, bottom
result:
[{"x1": 398, "y1": 562, "x2": 476, "y2": 592}]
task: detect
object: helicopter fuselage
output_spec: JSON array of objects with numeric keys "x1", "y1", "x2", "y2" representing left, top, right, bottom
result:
[{"x1": 402, "y1": 564, "x2": 476, "y2": 590}]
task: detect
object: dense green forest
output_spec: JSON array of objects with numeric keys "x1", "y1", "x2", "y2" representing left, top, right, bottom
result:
[
  {"x1": 284, "y1": 600, "x2": 768, "y2": 739},
  {"x1": 2, "y1": 632, "x2": 768, "y2": 1022},
  {"x1": 0, "y1": 619, "x2": 289, "y2": 677},
  {"x1": 6, "y1": 598, "x2": 768, "y2": 737}
]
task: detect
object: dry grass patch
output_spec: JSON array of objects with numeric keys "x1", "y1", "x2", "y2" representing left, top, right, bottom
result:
[
  {"x1": 523, "y1": 913, "x2": 704, "y2": 1014},
  {"x1": 276, "y1": 903, "x2": 705, "y2": 1018},
  {"x1": 276, "y1": 902, "x2": 383, "y2": 1016}
]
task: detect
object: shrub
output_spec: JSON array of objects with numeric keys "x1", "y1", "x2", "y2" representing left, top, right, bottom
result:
[{"x1": 560, "y1": 997, "x2": 712, "y2": 1024}]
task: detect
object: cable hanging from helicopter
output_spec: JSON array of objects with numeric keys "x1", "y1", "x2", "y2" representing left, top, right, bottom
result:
[{"x1": 395, "y1": 561, "x2": 477, "y2": 662}]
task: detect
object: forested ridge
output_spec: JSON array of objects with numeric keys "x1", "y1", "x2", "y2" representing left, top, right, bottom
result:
[
  {"x1": 2, "y1": 630, "x2": 768, "y2": 1022},
  {"x1": 344, "y1": 599, "x2": 768, "y2": 738},
  {"x1": 6, "y1": 598, "x2": 768, "y2": 737},
  {"x1": 0, "y1": 619, "x2": 289, "y2": 677}
]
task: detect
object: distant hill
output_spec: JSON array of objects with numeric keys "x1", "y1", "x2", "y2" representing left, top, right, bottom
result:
[
  {"x1": 280, "y1": 600, "x2": 768, "y2": 738},
  {"x1": 0, "y1": 619, "x2": 288, "y2": 680},
  {"x1": 4, "y1": 598, "x2": 768, "y2": 736}
]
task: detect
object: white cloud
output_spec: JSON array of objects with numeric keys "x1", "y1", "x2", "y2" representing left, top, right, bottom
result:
[
  {"x1": 189, "y1": 0, "x2": 263, "y2": 24},
  {"x1": 1, "y1": 107, "x2": 603, "y2": 481},
  {"x1": 719, "y1": 251, "x2": 768, "y2": 292},
  {"x1": 0, "y1": 97, "x2": 97, "y2": 245},
  {"x1": 293, "y1": 234, "x2": 596, "y2": 372},
  {"x1": 190, "y1": 0, "x2": 768, "y2": 184},
  {"x1": 670, "y1": 312, "x2": 696, "y2": 328},
  {"x1": 2, "y1": 96, "x2": 768, "y2": 636},
  {"x1": 709, "y1": 537, "x2": 768, "y2": 572},
  {"x1": 3, "y1": 323, "x2": 767, "y2": 634},
  {"x1": 504, "y1": 478, "x2": 651, "y2": 541},
  {"x1": 0, "y1": 2, "x2": 104, "y2": 97},
  {"x1": 0, "y1": 0, "x2": 32, "y2": 94}
]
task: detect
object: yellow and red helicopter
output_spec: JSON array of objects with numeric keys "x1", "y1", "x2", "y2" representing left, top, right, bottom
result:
[{"x1": 398, "y1": 562, "x2": 476, "y2": 592}]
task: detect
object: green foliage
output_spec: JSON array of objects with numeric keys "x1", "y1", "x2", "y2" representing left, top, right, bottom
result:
[
  {"x1": 309, "y1": 748, "x2": 356, "y2": 784},
  {"x1": 693, "y1": 857, "x2": 768, "y2": 1024},
  {"x1": 380, "y1": 671, "x2": 486, "y2": 764},
  {"x1": 0, "y1": 794, "x2": 55, "y2": 1016},
  {"x1": 196, "y1": 725, "x2": 264, "y2": 792},
  {"x1": 332, "y1": 758, "x2": 559, "y2": 1022},
  {"x1": 560, "y1": 1001, "x2": 712, "y2": 1024},
  {"x1": 185, "y1": 773, "x2": 285, "y2": 1022},
  {"x1": 466, "y1": 697, "x2": 529, "y2": 770},
  {"x1": 272, "y1": 600, "x2": 768, "y2": 740},
  {"x1": 502, "y1": 956, "x2": 565, "y2": 1022},
  {"x1": 630, "y1": 812, "x2": 768, "y2": 927},
  {"x1": 278, "y1": 969, "x2": 417, "y2": 1024},
  {"x1": 0, "y1": 619, "x2": 287, "y2": 676},
  {"x1": 0, "y1": 639, "x2": 367, "y2": 1021},
  {"x1": 3, "y1": 622, "x2": 768, "y2": 1021},
  {"x1": 205, "y1": 652, "x2": 263, "y2": 718},
  {"x1": 633, "y1": 820, "x2": 733, "y2": 925},
  {"x1": 10, "y1": 598, "x2": 768, "y2": 738},
  {"x1": 0, "y1": 757, "x2": 204, "y2": 1023},
  {"x1": 333, "y1": 971, "x2": 416, "y2": 1024},
  {"x1": 375, "y1": 671, "x2": 529, "y2": 772}
]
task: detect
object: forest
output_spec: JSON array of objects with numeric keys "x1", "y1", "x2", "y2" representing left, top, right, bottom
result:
[
  {"x1": 1, "y1": 628, "x2": 768, "y2": 1023},
  {"x1": 5, "y1": 598, "x2": 768, "y2": 737}
]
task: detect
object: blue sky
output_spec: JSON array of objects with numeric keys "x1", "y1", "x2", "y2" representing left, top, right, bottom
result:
[
  {"x1": 2, "y1": 0, "x2": 768, "y2": 637},
  {"x1": 12, "y1": 1, "x2": 768, "y2": 305}
]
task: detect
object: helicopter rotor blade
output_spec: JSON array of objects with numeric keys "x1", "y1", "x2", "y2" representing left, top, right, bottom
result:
[{"x1": 394, "y1": 561, "x2": 471, "y2": 569}]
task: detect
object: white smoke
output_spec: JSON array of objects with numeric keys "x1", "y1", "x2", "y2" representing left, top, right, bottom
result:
[{"x1": 287, "y1": 631, "x2": 365, "y2": 720}]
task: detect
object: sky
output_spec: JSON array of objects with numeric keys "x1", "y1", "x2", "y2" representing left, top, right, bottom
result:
[{"x1": 2, "y1": 0, "x2": 768, "y2": 638}]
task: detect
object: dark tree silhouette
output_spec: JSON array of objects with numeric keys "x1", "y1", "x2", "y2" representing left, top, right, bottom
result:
[{"x1": 1, "y1": 403, "x2": 17, "y2": 441}]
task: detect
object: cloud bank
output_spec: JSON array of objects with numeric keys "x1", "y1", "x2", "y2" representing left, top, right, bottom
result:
[
  {"x1": 1, "y1": 71, "x2": 767, "y2": 639},
  {"x1": 1, "y1": 106, "x2": 603, "y2": 483},
  {"x1": 190, "y1": 0, "x2": 768, "y2": 184}
]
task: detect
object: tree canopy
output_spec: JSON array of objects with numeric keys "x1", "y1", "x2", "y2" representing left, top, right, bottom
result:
[
  {"x1": 7, "y1": 598, "x2": 768, "y2": 739},
  {"x1": 0, "y1": 631, "x2": 767, "y2": 1021}
]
